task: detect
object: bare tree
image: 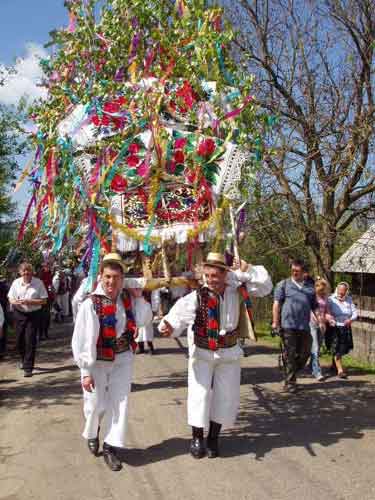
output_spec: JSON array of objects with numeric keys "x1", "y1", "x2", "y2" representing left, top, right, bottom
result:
[{"x1": 223, "y1": 0, "x2": 375, "y2": 283}]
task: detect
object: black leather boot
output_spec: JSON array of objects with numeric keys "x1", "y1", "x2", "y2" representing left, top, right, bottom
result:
[
  {"x1": 206, "y1": 421, "x2": 222, "y2": 458},
  {"x1": 190, "y1": 427, "x2": 205, "y2": 459},
  {"x1": 137, "y1": 342, "x2": 145, "y2": 354},
  {"x1": 147, "y1": 341, "x2": 155, "y2": 355},
  {"x1": 87, "y1": 426, "x2": 100, "y2": 456},
  {"x1": 88, "y1": 438, "x2": 99, "y2": 456},
  {"x1": 103, "y1": 442, "x2": 122, "y2": 471}
]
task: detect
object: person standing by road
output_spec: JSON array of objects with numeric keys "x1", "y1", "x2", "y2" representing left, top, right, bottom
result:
[
  {"x1": 326, "y1": 282, "x2": 358, "y2": 379},
  {"x1": 310, "y1": 278, "x2": 331, "y2": 381},
  {"x1": 8, "y1": 262, "x2": 48, "y2": 377},
  {"x1": 272, "y1": 259, "x2": 319, "y2": 393},
  {"x1": 0, "y1": 274, "x2": 9, "y2": 358}
]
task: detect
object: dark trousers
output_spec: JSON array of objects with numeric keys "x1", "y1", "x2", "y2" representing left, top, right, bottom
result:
[
  {"x1": 281, "y1": 329, "x2": 312, "y2": 384},
  {"x1": 14, "y1": 309, "x2": 40, "y2": 371},
  {"x1": 0, "y1": 322, "x2": 7, "y2": 356},
  {"x1": 38, "y1": 303, "x2": 51, "y2": 338}
]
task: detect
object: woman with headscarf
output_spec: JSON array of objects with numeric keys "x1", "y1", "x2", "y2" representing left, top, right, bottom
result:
[{"x1": 327, "y1": 282, "x2": 358, "y2": 379}]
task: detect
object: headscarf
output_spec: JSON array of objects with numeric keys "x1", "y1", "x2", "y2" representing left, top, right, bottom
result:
[{"x1": 334, "y1": 281, "x2": 350, "y2": 301}]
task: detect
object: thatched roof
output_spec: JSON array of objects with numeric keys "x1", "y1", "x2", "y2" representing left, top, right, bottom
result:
[{"x1": 332, "y1": 225, "x2": 375, "y2": 273}]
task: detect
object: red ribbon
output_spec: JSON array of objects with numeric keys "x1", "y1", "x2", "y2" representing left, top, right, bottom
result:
[{"x1": 18, "y1": 193, "x2": 36, "y2": 241}]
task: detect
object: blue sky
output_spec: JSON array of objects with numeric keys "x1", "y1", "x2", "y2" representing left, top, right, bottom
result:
[
  {"x1": 0, "y1": 0, "x2": 67, "y2": 64},
  {"x1": 0, "y1": 1, "x2": 68, "y2": 215}
]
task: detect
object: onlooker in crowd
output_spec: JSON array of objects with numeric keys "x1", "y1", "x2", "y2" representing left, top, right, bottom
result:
[
  {"x1": 38, "y1": 262, "x2": 54, "y2": 340},
  {"x1": 326, "y1": 282, "x2": 358, "y2": 379},
  {"x1": 53, "y1": 268, "x2": 70, "y2": 322},
  {"x1": 0, "y1": 274, "x2": 9, "y2": 358},
  {"x1": 137, "y1": 289, "x2": 160, "y2": 354},
  {"x1": 310, "y1": 278, "x2": 330, "y2": 381},
  {"x1": 272, "y1": 259, "x2": 319, "y2": 393},
  {"x1": 0, "y1": 302, "x2": 4, "y2": 356},
  {"x1": 8, "y1": 262, "x2": 48, "y2": 377}
]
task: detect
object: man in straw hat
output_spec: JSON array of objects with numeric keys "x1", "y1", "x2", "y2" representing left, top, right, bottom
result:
[
  {"x1": 159, "y1": 252, "x2": 272, "y2": 459},
  {"x1": 72, "y1": 253, "x2": 152, "y2": 471}
]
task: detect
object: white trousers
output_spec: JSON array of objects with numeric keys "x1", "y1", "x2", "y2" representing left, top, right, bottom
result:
[
  {"x1": 56, "y1": 293, "x2": 69, "y2": 316},
  {"x1": 187, "y1": 345, "x2": 241, "y2": 430},
  {"x1": 136, "y1": 321, "x2": 154, "y2": 342},
  {"x1": 82, "y1": 351, "x2": 133, "y2": 448}
]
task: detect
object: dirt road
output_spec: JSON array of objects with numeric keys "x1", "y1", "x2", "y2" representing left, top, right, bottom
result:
[{"x1": 1, "y1": 323, "x2": 375, "y2": 500}]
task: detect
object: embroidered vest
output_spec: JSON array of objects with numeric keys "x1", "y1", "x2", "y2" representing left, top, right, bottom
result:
[
  {"x1": 91, "y1": 290, "x2": 137, "y2": 362},
  {"x1": 192, "y1": 285, "x2": 254, "y2": 351}
]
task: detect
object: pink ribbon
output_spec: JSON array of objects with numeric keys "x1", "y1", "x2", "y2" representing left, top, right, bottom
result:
[{"x1": 18, "y1": 194, "x2": 36, "y2": 241}]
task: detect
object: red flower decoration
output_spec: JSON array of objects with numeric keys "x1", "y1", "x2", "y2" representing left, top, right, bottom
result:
[
  {"x1": 127, "y1": 155, "x2": 140, "y2": 167},
  {"x1": 111, "y1": 117, "x2": 125, "y2": 129},
  {"x1": 103, "y1": 101, "x2": 120, "y2": 113},
  {"x1": 123, "y1": 297, "x2": 131, "y2": 309},
  {"x1": 102, "y1": 347, "x2": 114, "y2": 360},
  {"x1": 103, "y1": 305, "x2": 116, "y2": 315},
  {"x1": 176, "y1": 81, "x2": 196, "y2": 109},
  {"x1": 111, "y1": 174, "x2": 128, "y2": 193},
  {"x1": 174, "y1": 150, "x2": 185, "y2": 164},
  {"x1": 91, "y1": 115, "x2": 101, "y2": 126},
  {"x1": 185, "y1": 170, "x2": 196, "y2": 183},
  {"x1": 197, "y1": 138, "x2": 216, "y2": 157},
  {"x1": 115, "y1": 96, "x2": 127, "y2": 106},
  {"x1": 208, "y1": 338, "x2": 218, "y2": 350},
  {"x1": 128, "y1": 143, "x2": 141, "y2": 154},
  {"x1": 208, "y1": 319, "x2": 219, "y2": 330},
  {"x1": 168, "y1": 161, "x2": 176, "y2": 174},
  {"x1": 207, "y1": 297, "x2": 218, "y2": 308},
  {"x1": 101, "y1": 115, "x2": 110, "y2": 126},
  {"x1": 127, "y1": 320, "x2": 136, "y2": 331},
  {"x1": 103, "y1": 326, "x2": 116, "y2": 338},
  {"x1": 174, "y1": 138, "x2": 187, "y2": 149}
]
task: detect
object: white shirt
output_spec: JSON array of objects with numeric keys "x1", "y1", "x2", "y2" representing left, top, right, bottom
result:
[
  {"x1": 72, "y1": 277, "x2": 90, "y2": 321},
  {"x1": 328, "y1": 294, "x2": 358, "y2": 326},
  {"x1": 72, "y1": 283, "x2": 153, "y2": 376},
  {"x1": 159, "y1": 266, "x2": 272, "y2": 341},
  {"x1": 8, "y1": 277, "x2": 48, "y2": 312}
]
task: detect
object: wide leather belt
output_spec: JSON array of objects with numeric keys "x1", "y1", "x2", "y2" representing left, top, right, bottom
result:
[{"x1": 194, "y1": 330, "x2": 239, "y2": 350}]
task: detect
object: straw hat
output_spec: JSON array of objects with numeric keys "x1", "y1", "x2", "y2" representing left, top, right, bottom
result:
[
  {"x1": 102, "y1": 252, "x2": 126, "y2": 272},
  {"x1": 203, "y1": 252, "x2": 228, "y2": 270}
]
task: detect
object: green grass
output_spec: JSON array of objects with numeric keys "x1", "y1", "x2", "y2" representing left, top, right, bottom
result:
[{"x1": 255, "y1": 321, "x2": 375, "y2": 376}]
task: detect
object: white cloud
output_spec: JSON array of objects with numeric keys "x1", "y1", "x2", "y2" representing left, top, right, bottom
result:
[{"x1": 0, "y1": 43, "x2": 49, "y2": 106}]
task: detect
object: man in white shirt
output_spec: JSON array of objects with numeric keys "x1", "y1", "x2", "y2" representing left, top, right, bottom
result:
[
  {"x1": 72, "y1": 253, "x2": 152, "y2": 472},
  {"x1": 8, "y1": 262, "x2": 48, "y2": 377},
  {"x1": 159, "y1": 252, "x2": 272, "y2": 459}
]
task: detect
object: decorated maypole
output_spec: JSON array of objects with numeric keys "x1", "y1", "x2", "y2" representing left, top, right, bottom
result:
[{"x1": 18, "y1": 0, "x2": 268, "y2": 286}]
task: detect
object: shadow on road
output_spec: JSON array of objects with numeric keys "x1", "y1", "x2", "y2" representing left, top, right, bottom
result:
[
  {"x1": 221, "y1": 379, "x2": 373, "y2": 460},
  {"x1": 117, "y1": 438, "x2": 190, "y2": 466}
]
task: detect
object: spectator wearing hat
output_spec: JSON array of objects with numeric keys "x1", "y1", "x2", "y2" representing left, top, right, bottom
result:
[
  {"x1": 159, "y1": 252, "x2": 272, "y2": 459},
  {"x1": 72, "y1": 253, "x2": 152, "y2": 471}
]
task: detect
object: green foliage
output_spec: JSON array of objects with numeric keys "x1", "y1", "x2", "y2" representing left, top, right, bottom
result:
[{"x1": 0, "y1": 106, "x2": 27, "y2": 222}]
